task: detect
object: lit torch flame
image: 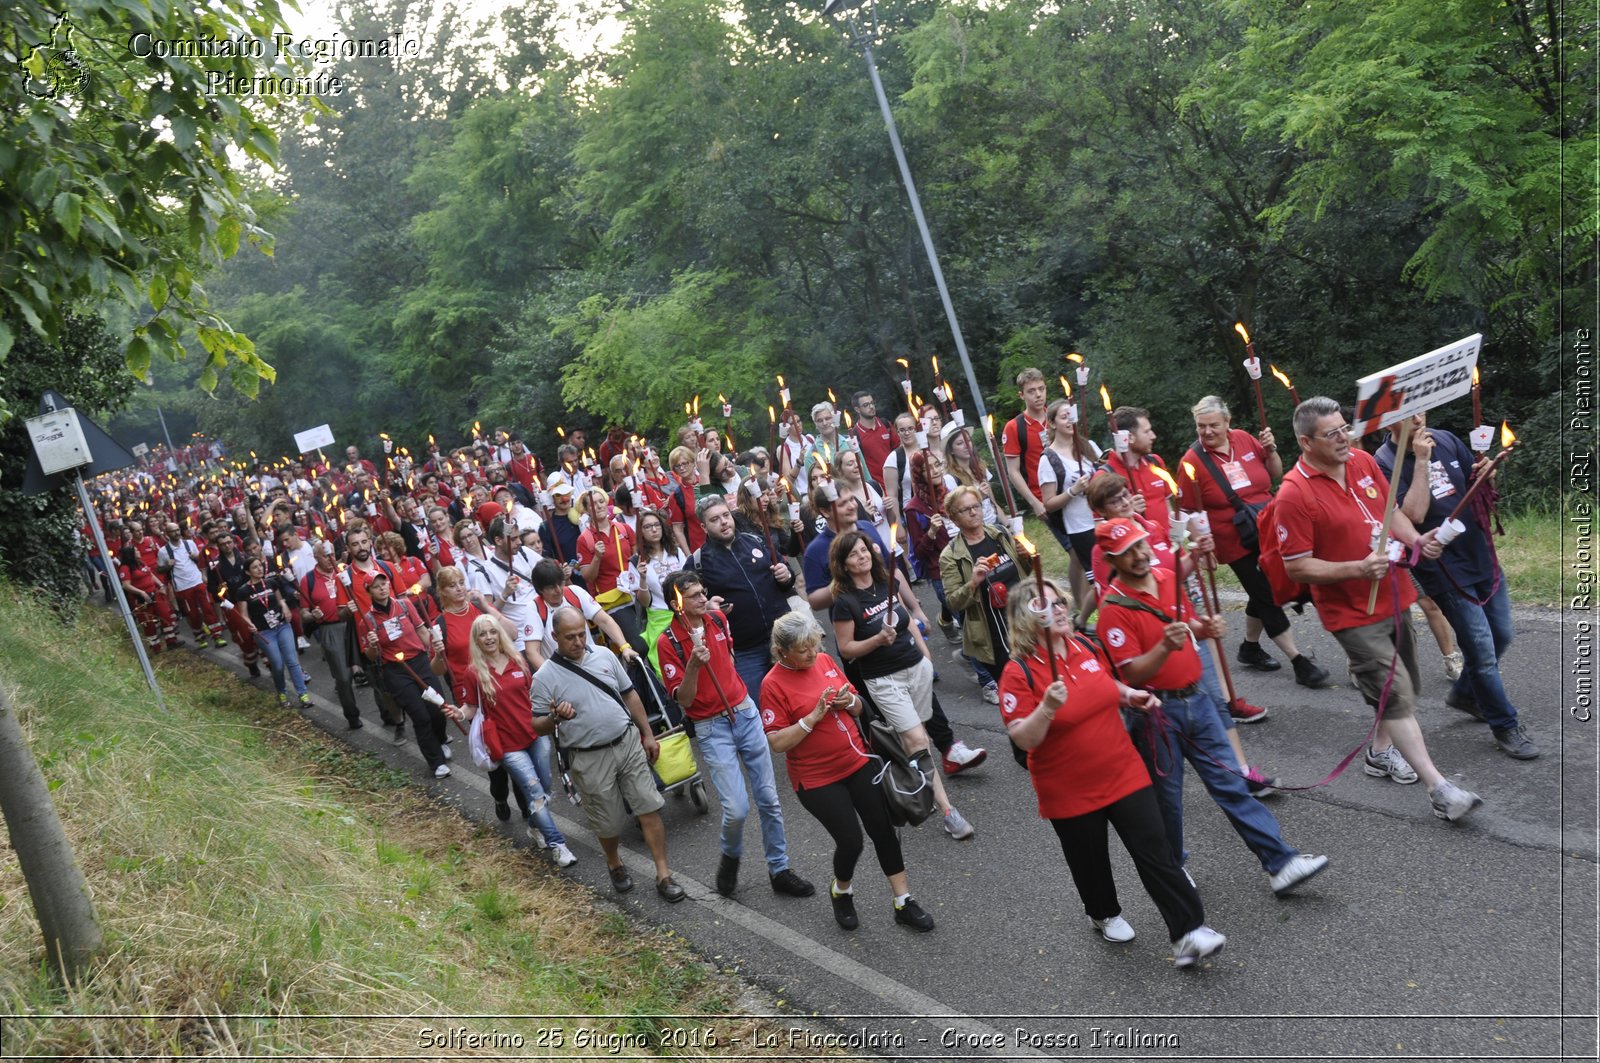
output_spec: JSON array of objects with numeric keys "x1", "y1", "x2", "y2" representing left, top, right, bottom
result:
[
  {"x1": 1182, "y1": 460, "x2": 1198, "y2": 483},
  {"x1": 692, "y1": 394, "x2": 700, "y2": 417},
  {"x1": 1269, "y1": 365, "x2": 1293, "y2": 390},
  {"x1": 1473, "y1": 366, "x2": 1480, "y2": 387},
  {"x1": 718, "y1": 392, "x2": 727, "y2": 405},
  {"x1": 1059, "y1": 375, "x2": 1072, "y2": 398},
  {"x1": 1065, "y1": 352, "x2": 1084, "y2": 364},
  {"x1": 1500, "y1": 421, "x2": 1516, "y2": 448},
  {"x1": 931, "y1": 355, "x2": 941, "y2": 377},
  {"x1": 768, "y1": 404, "x2": 776, "y2": 424},
  {"x1": 1149, "y1": 464, "x2": 1180, "y2": 500},
  {"x1": 556, "y1": 426, "x2": 566, "y2": 439},
  {"x1": 1099, "y1": 384, "x2": 1113, "y2": 412},
  {"x1": 1014, "y1": 531, "x2": 1038, "y2": 558},
  {"x1": 776, "y1": 374, "x2": 785, "y2": 387},
  {"x1": 896, "y1": 358, "x2": 909, "y2": 370},
  {"x1": 1233, "y1": 322, "x2": 1251, "y2": 346}
]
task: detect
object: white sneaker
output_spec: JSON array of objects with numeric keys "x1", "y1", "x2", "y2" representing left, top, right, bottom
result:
[
  {"x1": 1269, "y1": 854, "x2": 1330, "y2": 896},
  {"x1": 1363, "y1": 744, "x2": 1419, "y2": 785},
  {"x1": 981, "y1": 682, "x2": 999, "y2": 705},
  {"x1": 552, "y1": 843, "x2": 578, "y2": 868},
  {"x1": 440, "y1": 742, "x2": 453, "y2": 761},
  {"x1": 526, "y1": 823, "x2": 548, "y2": 849},
  {"x1": 433, "y1": 764, "x2": 451, "y2": 778},
  {"x1": 1173, "y1": 925, "x2": 1226, "y2": 968},
  {"x1": 1091, "y1": 915, "x2": 1136, "y2": 942},
  {"x1": 1443, "y1": 650, "x2": 1464, "y2": 681},
  {"x1": 296, "y1": 636, "x2": 311, "y2": 651},
  {"x1": 942, "y1": 807, "x2": 976, "y2": 840},
  {"x1": 1429, "y1": 779, "x2": 1484, "y2": 822}
]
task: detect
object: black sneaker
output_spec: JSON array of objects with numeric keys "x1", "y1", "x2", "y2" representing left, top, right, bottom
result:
[
  {"x1": 1237, "y1": 641, "x2": 1281, "y2": 671},
  {"x1": 347, "y1": 718, "x2": 363, "y2": 731},
  {"x1": 1446, "y1": 688, "x2": 1486, "y2": 720},
  {"x1": 494, "y1": 800, "x2": 511, "y2": 822},
  {"x1": 1291, "y1": 654, "x2": 1334, "y2": 689},
  {"x1": 248, "y1": 663, "x2": 262, "y2": 678},
  {"x1": 894, "y1": 897, "x2": 935, "y2": 932},
  {"x1": 715, "y1": 854, "x2": 739, "y2": 897},
  {"x1": 831, "y1": 890, "x2": 859, "y2": 930},
  {"x1": 770, "y1": 868, "x2": 815, "y2": 897},
  {"x1": 1492, "y1": 724, "x2": 1540, "y2": 760},
  {"x1": 609, "y1": 864, "x2": 634, "y2": 894}
]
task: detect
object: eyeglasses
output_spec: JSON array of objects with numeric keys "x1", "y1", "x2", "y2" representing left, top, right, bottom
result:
[
  {"x1": 1313, "y1": 424, "x2": 1354, "y2": 442},
  {"x1": 952, "y1": 503, "x2": 982, "y2": 515},
  {"x1": 671, "y1": 462, "x2": 693, "y2": 472}
]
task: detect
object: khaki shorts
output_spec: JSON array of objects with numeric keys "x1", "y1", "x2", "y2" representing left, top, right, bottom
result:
[
  {"x1": 1332, "y1": 608, "x2": 1420, "y2": 720},
  {"x1": 862, "y1": 656, "x2": 936, "y2": 734},
  {"x1": 568, "y1": 732, "x2": 666, "y2": 838}
]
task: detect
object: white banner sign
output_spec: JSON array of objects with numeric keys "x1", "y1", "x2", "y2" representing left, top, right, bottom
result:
[
  {"x1": 1352, "y1": 333, "x2": 1481, "y2": 437},
  {"x1": 293, "y1": 424, "x2": 336, "y2": 454},
  {"x1": 131, "y1": 442, "x2": 149, "y2": 457}
]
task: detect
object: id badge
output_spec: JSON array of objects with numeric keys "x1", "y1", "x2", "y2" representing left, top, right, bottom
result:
[
  {"x1": 1428, "y1": 461, "x2": 1456, "y2": 499},
  {"x1": 1221, "y1": 460, "x2": 1250, "y2": 490}
]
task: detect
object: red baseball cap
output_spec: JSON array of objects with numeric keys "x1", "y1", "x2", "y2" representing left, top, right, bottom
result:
[
  {"x1": 1095, "y1": 517, "x2": 1148, "y2": 557},
  {"x1": 474, "y1": 500, "x2": 504, "y2": 531}
]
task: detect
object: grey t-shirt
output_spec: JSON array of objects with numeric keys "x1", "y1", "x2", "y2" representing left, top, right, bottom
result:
[{"x1": 529, "y1": 646, "x2": 636, "y2": 749}]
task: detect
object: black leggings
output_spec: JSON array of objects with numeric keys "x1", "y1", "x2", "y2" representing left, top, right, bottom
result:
[
  {"x1": 1228, "y1": 552, "x2": 1290, "y2": 639},
  {"x1": 796, "y1": 763, "x2": 905, "y2": 883},
  {"x1": 1049, "y1": 786, "x2": 1204, "y2": 942}
]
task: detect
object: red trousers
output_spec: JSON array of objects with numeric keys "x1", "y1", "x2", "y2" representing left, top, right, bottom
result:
[
  {"x1": 174, "y1": 584, "x2": 225, "y2": 642},
  {"x1": 134, "y1": 595, "x2": 178, "y2": 650},
  {"x1": 219, "y1": 603, "x2": 260, "y2": 667}
]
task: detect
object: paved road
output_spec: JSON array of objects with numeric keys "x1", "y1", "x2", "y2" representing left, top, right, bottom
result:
[{"x1": 197, "y1": 591, "x2": 1597, "y2": 1062}]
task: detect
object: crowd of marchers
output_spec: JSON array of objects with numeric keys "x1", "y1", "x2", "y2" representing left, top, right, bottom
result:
[{"x1": 79, "y1": 370, "x2": 1532, "y2": 969}]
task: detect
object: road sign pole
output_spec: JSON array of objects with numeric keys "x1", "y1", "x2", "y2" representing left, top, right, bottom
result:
[{"x1": 75, "y1": 475, "x2": 165, "y2": 711}]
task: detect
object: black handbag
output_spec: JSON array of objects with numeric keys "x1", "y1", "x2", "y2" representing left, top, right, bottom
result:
[
  {"x1": 865, "y1": 717, "x2": 936, "y2": 827},
  {"x1": 1194, "y1": 447, "x2": 1265, "y2": 553}
]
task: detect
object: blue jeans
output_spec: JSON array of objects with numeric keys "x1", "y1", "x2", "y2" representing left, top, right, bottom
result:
[
  {"x1": 256, "y1": 623, "x2": 306, "y2": 696},
  {"x1": 500, "y1": 743, "x2": 566, "y2": 848},
  {"x1": 1435, "y1": 574, "x2": 1517, "y2": 729},
  {"x1": 1197, "y1": 642, "x2": 1235, "y2": 732},
  {"x1": 692, "y1": 696, "x2": 790, "y2": 873},
  {"x1": 1131, "y1": 687, "x2": 1296, "y2": 874},
  {"x1": 734, "y1": 645, "x2": 773, "y2": 709}
]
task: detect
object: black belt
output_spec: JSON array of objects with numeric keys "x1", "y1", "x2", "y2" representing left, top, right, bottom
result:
[
  {"x1": 565, "y1": 729, "x2": 632, "y2": 754},
  {"x1": 1150, "y1": 682, "x2": 1201, "y2": 699}
]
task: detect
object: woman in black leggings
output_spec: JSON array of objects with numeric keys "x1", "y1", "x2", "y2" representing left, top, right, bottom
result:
[{"x1": 760, "y1": 611, "x2": 935, "y2": 933}]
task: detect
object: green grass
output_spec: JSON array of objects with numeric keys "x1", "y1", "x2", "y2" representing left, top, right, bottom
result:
[
  {"x1": 1021, "y1": 503, "x2": 1569, "y2": 610},
  {"x1": 0, "y1": 585, "x2": 792, "y2": 1059}
]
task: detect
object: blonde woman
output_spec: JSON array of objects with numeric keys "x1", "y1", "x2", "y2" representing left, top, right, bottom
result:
[{"x1": 446, "y1": 615, "x2": 577, "y2": 867}]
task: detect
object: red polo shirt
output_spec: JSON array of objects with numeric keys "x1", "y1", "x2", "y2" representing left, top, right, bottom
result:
[
  {"x1": 1099, "y1": 569, "x2": 1201, "y2": 692},
  {"x1": 1001, "y1": 411, "x2": 1051, "y2": 498},
  {"x1": 577, "y1": 522, "x2": 636, "y2": 596},
  {"x1": 759, "y1": 653, "x2": 867, "y2": 791},
  {"x1": 1103, "y1": 451, "x2": 1175, "y2": 520},
  {"x1": 1274, "y1": 449, "x2": 1417, "y2": 632},
  {"x1": 997, "y1": 638, "x2": 1150, "y2": 820},
  {"x1": 1177, "y1": 429, "x2": 1275, "y2": 564},
  {"x1": 852, "y1": 418, "x2": 897, "y2": 483},
  {"x1": 656, "y1": 613, "x2": 746, "y2": 720}
]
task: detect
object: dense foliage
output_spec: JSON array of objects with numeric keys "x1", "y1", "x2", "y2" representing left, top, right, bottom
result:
[{"x1": 116, "y1": 0, "x2": 1585, "y2": 507}]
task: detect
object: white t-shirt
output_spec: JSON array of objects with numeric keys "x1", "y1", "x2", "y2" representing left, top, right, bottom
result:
[
  {"x1": 159, "y1": 538, "x2": 206, "y2": 592},
  {"x1": 1036, "y1": 442, "x2": 1103, "y2": 534}
]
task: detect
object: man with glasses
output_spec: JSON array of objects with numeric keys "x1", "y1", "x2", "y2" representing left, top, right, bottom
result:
[
  {"x1": 880, "y1": 412, "x2": 920, "y2": 540},
  {"x1": 851, "y1": 390, "x2": 897, "y2": 482},
  {"x1": 1275, "y1": 397, "x2": 1482, "y2": 821}
]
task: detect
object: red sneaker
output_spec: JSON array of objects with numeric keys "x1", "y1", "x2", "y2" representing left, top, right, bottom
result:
[{"x1": 1229, "y1": 697, "x2": 1269, "y2": 724}]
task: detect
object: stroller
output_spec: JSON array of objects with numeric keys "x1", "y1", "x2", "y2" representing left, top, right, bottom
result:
[{"x1": 628, "y1": 656, "x2": 709, "y2": 815}]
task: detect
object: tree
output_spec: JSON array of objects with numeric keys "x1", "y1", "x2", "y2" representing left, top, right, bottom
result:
[{"x1": 0, "y1": 0, "x2": 314, "y2": 418}]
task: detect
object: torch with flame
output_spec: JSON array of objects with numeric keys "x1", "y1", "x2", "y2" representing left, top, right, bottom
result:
[
  {"x1": 1013, "y1": 531, "x2": 1059, "y2": 681},
  {"x1": 1268, "y1": 364, "x2": 1300, "y2": 406},
  {"x1": 1234, "y1": 323, "x2": 1269, "y2": 431}
]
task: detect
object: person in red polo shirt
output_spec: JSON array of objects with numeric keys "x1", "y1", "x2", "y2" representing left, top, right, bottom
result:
[
  {"x1": 1001, "y1": 367, "x2": 1052, "y2": 520},
  {"x1": 850, "y1": 390, "x2": 898, "y2": 482},
  {"x1": 1275, "y1": 396, "x2": 1480, "y2": 822},
  {"x1": 762, "y1": 610, "x2": 935, "y2": 933},
  {"x1": 1097, "y1": 518, "x2": 1328, "y2": 897},
  {"x1": 657, "y1": 570, "x2": 813, "y2": 901},
  {"x1": 356, "y1": 570, "x2": 455, "y2": 778},
  {"x1": 1103, "y1": 406, "x2": 1173, "y2": 518},
  {"x1": 996, "y1": 575, "x2": 1225, "y2": 967},
  {"x1": 1179, "y1": 394, "x2": 1332, "y2": 689}
]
